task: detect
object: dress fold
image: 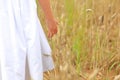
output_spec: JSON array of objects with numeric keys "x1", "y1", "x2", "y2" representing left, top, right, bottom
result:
[{"x1": 0, "y1": 0, "x2": 54, "y2": 80}]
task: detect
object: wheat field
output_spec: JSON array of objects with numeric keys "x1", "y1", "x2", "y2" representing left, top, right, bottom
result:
[{"x1": 37, "y1": 0, "x2": 120, "y2": 80}]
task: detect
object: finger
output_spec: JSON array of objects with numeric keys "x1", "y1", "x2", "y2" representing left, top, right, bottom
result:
[
  {"x1": 48, "y1": 32, "x2": 50, "y2": 38},
  {"x1": 53, "y1": 30, "x2": 57, "y2": 35},
  {"x1": 48, "y1": 31, "x2": 51, "y2": 38},
  {"x1": 52, "y1": 31, "x2": 57, "y2": 37},
  {"x1": 51, "y1": 31, "x2": 56, "y2": 37},
  {"x1": 48, "y1": 31, "x2": 53, "y2": 38},
  {"x1": 54, "y1": 28, "x2": 58, "y2": 34}
]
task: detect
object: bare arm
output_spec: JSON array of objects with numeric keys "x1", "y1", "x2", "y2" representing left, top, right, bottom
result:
[
  {"x1": 38, "y1": 0, "x2": 58, "y2": 38},
  {"x1": 38, "y1": 0, "x2": 54, "y2": 21}
]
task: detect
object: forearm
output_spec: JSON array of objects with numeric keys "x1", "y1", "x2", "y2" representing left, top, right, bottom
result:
[{"x1": 38, "y1": 0, "x2": 54, "y2": 20}]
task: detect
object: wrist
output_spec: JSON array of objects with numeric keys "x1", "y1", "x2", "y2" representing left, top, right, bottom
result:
[{"x1": 45, "y1": 14, "x2": 55, "y2": 21}]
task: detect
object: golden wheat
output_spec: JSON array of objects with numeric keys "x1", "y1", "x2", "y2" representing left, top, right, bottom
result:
[{"x1": 37, "y1": 0, "x2": 120, "y2": 80}]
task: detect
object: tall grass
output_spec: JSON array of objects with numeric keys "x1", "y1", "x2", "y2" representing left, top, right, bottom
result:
[{"x1": 37, "y1": 0, "x2": 120, "y2": 80}]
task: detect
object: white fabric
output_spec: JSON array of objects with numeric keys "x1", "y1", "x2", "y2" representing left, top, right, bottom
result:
[{"x1": 0, "y1": 0, "x2": 54, "y2": 80}]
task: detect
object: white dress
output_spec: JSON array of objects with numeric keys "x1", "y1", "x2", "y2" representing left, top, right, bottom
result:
[{"x1": 0, "y1": 0, "x2": 54, "y2": 80}]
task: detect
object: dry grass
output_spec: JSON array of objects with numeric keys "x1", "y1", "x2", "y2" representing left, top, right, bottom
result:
[{"x1": 37, "y1": 0, "x2": 120, "y2": 80}]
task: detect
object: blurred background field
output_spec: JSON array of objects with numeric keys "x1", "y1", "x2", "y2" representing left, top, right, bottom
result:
[{"x1": 37, "y1": 0, "x2": 120, "y2": 80}]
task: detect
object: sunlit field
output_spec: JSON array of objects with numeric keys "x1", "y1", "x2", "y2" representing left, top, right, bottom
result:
[{"x1": 37, "y1": 0, "x2": 120, "y2": 80}]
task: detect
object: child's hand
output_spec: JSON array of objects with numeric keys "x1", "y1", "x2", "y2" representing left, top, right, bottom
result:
[
  {"x1": 46, "y1": 18, "x2": 58, "y2": 38},
  {"x1": 38, "y1": 0, "x2": 58, "y2": 38}
]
